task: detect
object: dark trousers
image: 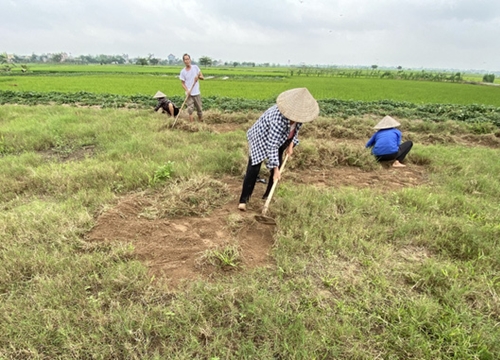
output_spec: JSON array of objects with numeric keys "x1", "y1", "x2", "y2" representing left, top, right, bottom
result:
[
  {"x1": 375, "y1": 141, "x2": 413, "y2": 162},
  {"x1": 239, "y1": 140, "x2": 290, "y2": 204}
]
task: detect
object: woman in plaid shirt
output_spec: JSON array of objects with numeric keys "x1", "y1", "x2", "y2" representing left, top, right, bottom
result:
[{"x1": 238, "y1": 88, "x2": 319, "y2": 211}]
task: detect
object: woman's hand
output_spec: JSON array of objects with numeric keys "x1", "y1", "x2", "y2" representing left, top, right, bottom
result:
[
  {"x1": 286, "y1": 142, "x2": 294, "y2": 157},
  {"x1": 273, "y1": 167, "x2": 281, "y2": 182}
]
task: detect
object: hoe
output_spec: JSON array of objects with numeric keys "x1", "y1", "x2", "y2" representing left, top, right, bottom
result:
[{"x1": 255, "y1": 154, "x2": 289, "y2": 225}]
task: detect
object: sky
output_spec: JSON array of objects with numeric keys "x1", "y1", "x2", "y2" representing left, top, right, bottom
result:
[{"x1": 1, "y1": 0, "x2": 499, "y2": 72}]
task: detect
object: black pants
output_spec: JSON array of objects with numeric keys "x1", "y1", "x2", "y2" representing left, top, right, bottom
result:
[
  {"x1": 375, "y1": 141, "x2": 413, "y2": 162},
  {"x1": 239, "y1": 140, "x2": 291, "y2": 204}
]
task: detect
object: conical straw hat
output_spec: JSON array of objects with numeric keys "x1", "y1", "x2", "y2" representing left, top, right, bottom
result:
[
  {"x1": 276, "y1": 88, "x2": 319, "y2": 123},
  {"x1": 153, "y1": 91, "x2": 166, "y2": 98},
  {"x1": 374, "y1": 115, "x2": 401, "y2": 129}
]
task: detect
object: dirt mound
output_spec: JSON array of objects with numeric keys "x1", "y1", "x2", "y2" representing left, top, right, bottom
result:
[{"x1": 86, "y1": 164, "x2": 429, "y2": 288}]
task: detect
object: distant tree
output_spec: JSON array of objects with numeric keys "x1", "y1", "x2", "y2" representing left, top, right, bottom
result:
[
  {"x1": 11, "y1": 54, "x2": 23, "y2": 63},
  {"x1": 371, "y1": 64, "x2": 378, "y2": 70},
  {"x1": 149, "y1": 58, "x2": 160, "y2": 65},
  {"x1": 199, "y1": 56, "x2": 213, "y2": 67},
  {"x1": 397, "y1": 66, "x2": 402, "y2": 70},
  {"x1": 97, "y1": 54, "x2": 110, "y2": 64},
  {"x1": 136, "y1": 58, "x2": 148, "y2": 66},
  {"x1": 112, "y1": 55, "x2": 126, "y2": 64},
  {"x1": 51, "y1": 53, "x2": 63, "y2": 63},
  {"x1": 233, "y1": 62, "x2": 240, "y2": 67},
  {"x1": 0, "y1": 53, "x2": 13, "y2": 72},
  {"x1": 482, "y1": 74, "x2": 495, "y2": 83}
]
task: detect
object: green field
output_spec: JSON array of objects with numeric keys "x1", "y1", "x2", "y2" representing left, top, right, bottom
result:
[{"x1": 2, "y1": 72, "x2": 500, "y2": 106}]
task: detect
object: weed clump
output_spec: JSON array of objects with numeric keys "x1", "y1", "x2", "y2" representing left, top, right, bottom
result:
[
  {"x1": 199, "y1": 243, "x2": 242, "y2": 270},
  {"x1": 293, "y1": 140, "x2": 379, "y2": 171},
  {"x1": 140, "y1": 176, "x2": 231, "y2": 218}
]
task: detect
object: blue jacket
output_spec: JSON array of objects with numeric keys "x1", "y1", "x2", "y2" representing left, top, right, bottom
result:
[{"x1": 366, "y1": 128, "x2": 401, "y2": 156}]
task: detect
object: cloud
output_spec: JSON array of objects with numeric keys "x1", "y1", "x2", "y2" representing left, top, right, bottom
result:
[{"x1": 1, "y1": 0, "x2": 499, "y2": 71}]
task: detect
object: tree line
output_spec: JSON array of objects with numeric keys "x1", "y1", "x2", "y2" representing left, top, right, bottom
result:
[{"x1": 1, "y1": 52, "x2": 496, "y2": 83}]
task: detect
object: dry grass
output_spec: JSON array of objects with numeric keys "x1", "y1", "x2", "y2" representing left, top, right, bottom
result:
[{"x1": 139, "y1": 176, "x2": 232, "y2": 219}]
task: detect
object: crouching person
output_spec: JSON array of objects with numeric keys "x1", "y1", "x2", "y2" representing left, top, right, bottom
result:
[
  {"x1": 366, "y1": 115, "x2": 413, "y2": 167},
  {"x1": 153, "y1": 91, "x2": 180, "y2": 117}
]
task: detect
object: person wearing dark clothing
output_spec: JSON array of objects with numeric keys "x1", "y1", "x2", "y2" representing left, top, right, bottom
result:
[
  {"x1": 153, "y1": 91, "x2": 179, "y2": 117},
  {"x1": 238, "y1": 88, "x2": 319, "y2": 211},
  {"x1": 366, "y1": 115, "x2": 413, "y2": 167}
]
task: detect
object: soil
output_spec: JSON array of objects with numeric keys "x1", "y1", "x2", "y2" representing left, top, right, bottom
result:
[
  {"x1": 86, "y1": 176, "x2": 278, "y2": 288},
  {"x1": 86, "y1": 159, "x2": 429, "y2": 288}
]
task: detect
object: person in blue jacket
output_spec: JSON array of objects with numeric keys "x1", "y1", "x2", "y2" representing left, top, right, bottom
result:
[{"x1": 366, "y1": 116, "x2": 413, "y2": 168}]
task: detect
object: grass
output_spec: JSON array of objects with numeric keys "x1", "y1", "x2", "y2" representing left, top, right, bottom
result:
[
  {"x1": 1, "y1": 104, "x2": 500, "y2": 358},
  {"x1": 201, "y1": 244, "x2": 242, "y2": 269}
]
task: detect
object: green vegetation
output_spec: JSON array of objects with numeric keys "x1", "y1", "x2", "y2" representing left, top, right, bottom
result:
[
  {"x1": 2, "y1": 89, "x2": 500, "y2": 126},
  {"x1": 1, "y1": 64, "x2": 500, "y2": 105},
  {"x1": 482, "y1": 74, "x2": 496, "y2": 83},
  {"x1": 1, "y1": 104, "x2": 499, "y2": 358}
]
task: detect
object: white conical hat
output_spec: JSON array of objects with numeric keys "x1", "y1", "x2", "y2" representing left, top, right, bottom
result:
[
  {"x1": 374, "y1": 115, "x2": 401, "y2": 129},
  {"x1": 276, "y1": 88, "x2": 319, "y2": 123},
  {"x1": 153, "y1": 91, "x2": 166, "y2": 98}
]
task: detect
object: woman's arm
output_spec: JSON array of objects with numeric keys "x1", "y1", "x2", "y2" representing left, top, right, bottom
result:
[{"x1": 366, "y1": 133, "x2": 376, "y2": 148}]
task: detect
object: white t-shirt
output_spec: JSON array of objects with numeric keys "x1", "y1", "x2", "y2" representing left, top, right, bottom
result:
[{"x1": 179, "y1": 65, "x2": 201, "y2": 96}]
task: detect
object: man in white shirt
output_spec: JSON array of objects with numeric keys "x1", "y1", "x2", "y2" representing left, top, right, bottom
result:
[{"x1": 179, "y1": 53, "x2": 204, "y2": 122}]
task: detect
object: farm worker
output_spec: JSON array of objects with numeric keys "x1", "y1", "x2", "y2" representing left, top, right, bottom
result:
[
  {"x1": 179, "y1": 53, "x2": 204, "y2": 122},
  {"x1": 237, "y1": 88, "x2": 319, "y2": 211},
  {"x1": 153, "y1": 91, "x2": 180, "y2": 117},
  {"x1": 365, "y1": 115, "x2": 413, "y2": 168}
]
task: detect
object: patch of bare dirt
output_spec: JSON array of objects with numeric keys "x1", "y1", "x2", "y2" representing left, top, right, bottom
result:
[
  {"x1": 39, "y1": 145, "x2": 96, "y2": 162},
  {"x1": 289, "y1": 164, "x2": 429, "y2": 191},
  {"x1": 86, "y1": 163, "x2": 430, "y2": 288},
  {"x1": 86, "y1": 177, "x2": 276, "y2": 288}
]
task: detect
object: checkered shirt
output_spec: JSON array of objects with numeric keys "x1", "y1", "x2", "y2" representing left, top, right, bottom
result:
[{"x1": 247, "y1": 105, "x2": 302, "y2": 169}]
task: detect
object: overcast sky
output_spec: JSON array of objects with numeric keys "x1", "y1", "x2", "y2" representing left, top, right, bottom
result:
[{"x1": 1, "y1": 0, "x2": 499, "y2": 71}]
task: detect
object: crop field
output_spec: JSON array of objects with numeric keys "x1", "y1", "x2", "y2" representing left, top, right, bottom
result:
[
  {"x1": 7, "y1": 63, "x2": 499, "y2": 83},
  {"x1": 1, "y1": 69, "x2": 500, "y2": 106},
  {"x1": 1, "y1": 64, "x2": 500, "y2": 358},
  {"x1": 9, "y1": 63, "x2": 291, "y2": 77}
]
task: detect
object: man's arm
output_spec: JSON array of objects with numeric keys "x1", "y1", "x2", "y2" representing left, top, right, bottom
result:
[
  {"x1": 180, "y1": 69, "x2": 189, "y2": 92},
  {"x1": 181, "y1": 80, "x2": 188, "y2": 93}
]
